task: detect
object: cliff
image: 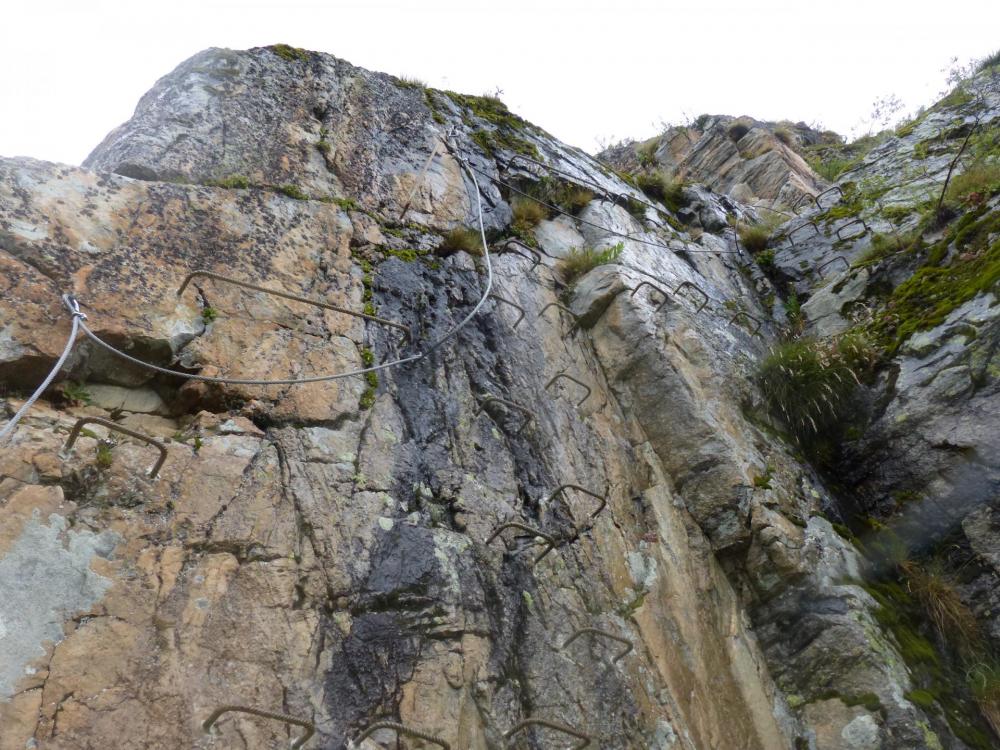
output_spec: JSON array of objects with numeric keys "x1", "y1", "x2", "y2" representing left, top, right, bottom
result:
[{"x1": 0, "y1": 45, "x2": 998, "y2": 749}]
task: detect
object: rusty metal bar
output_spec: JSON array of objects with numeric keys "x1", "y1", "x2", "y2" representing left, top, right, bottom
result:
[
  {"x1": 176, "y1": 269, "x2": 411, "y2": 342},
  {"x1": 495, "y1": 238, "x2": 542, "y2": 269},
  {"x1": 545, "y1": 484, "x2": 607, "y2": 521},
  {"x1": 817, "y1": 256, "x2": 850, "y2": 276},
  {"x1": 351, "y1": 720, "x2": 450, "y2": 750},
  {"x1": 476, "y1": 394, "x2": 534, "y2": 436},
  {"x1": 562, "y1": 627, "x2": 633, "y2": 663},
  {"x1": 545, "y1": 373, "x2": 592, "y2": 407},
  {"x1": 786, "y1": 221, "x2": 820, "y2": 244},
  {"x1": 64, "y1": 417, "x2": 168, "y2": 479},
  {"x1": 728, "y1": 310, "x2": 762, "y2": 336},
  {"x1": 485, "y1": 522, "x2": 557, "y2": 564},
  {"x1": 629, "y1": 281, "x2": 670, "y2": 312},
  {"x1": 203, "y1": 705, "x2": 315, "y2": 749},
  {"x1": 503, "y1": 718, "x2": 592, "y2": 749},
  {"x1": 813, "y1": 184, "x2": 844, "y2": 208},
  {"x1": 791, "y1": 193, "x2": 814, "y2": 215},
  {"x1": 489, "y1": 293, "x2": 526, "y2": 328},
  {"x1": 538, "y1": 302, "x2": 580, "y2": 336},
  {"x1": 674, "y1": 280, "x2": 709, "y2": 313},
  {"x1": 835, "y1": 218, "x2": 869, "y2": 241}
]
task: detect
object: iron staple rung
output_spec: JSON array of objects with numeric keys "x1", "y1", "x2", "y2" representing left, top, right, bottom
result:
[
  {"x1": 503, "y1": 718, "x2": 593, "y2": 749},
  {"x1": 728, "y1": 310, "x2": 763, "y2": 336},
  {"x1": 202, "y1": 705, "x2": 315, "y2": 749},
  {"x1": 351, "y1": 720, "x2": 450, "y2": 750},
  {"x1": 561, "y1": 626, "x2": 633, "y2": 663},
  {"x1": 64, "y1": 416, "x2": 168, "y2": 479},
  {"x1": 476, "y1": 394, "x2": 534, "y2": 435},
  {"x1": 545, "y1": 372, "x2": 592, "y2": 407},
  {"x1": 544, "y1": 483, "x2": 607, "y2": 521},
  {"x1": 177, "y1": 269, "x2": 411, "y2": 341},
  {"x1": 817, "y1": 255, "x2": 850, "y2": 276},
  {"x1": 485, "y1": 521, "x2": 557, "y2": 564}
]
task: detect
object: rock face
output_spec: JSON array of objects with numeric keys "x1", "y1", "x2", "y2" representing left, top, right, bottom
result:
[
  {"x1": 0, "y1": 44, "x2": 997, "y2": 749},
  {"x1": 599, "y1": 115, "x2": 834, "y2": 208}
]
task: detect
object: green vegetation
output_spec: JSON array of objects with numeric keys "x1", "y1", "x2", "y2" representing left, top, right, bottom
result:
[
  {"x1": 208, "y1": 175, "x2": 251, "y2": 189},
  {"x1": 95, "y1": 442, "x2": 114, "y2": 470},
  {"x1": 913, "y1": 140, "x2": 931, "y2": 160},
  {"x1": 636, "y1": 140, "x2": 658, "y2": 166},
  {"x1": 946, "y1": 161, "x2": 1000, "y2": 204},
  {"x1": 396, "y1": 75, "x2": 427, "y2": 89},
  {"x1": 269, "y1": 44, "x2": 310, "y2": 62},
  {"x1": 783, "y1": 293, "x2": 803, "y2": 331},
  {"x1": 755, "y1": 249, "x2": 776, "y2": 269},
  {"x1": 276, "y1": 184, "x2": 309, "y2": 200},
  {"x1": 511, "y1": 196, "x2": 548, "y2": 235},
  {"x1": 900, "y1": 560, "x2": 980, "y2": 651},
  {"x1": 521, "y1": 176, "x2": 593, "y2": 216},
  {"x1": 62, "y1": 382, "x2": 92, "y2": 406},
  {"x1": 443, "y1": 90, "x2": 540, "y2": 158},
  {"x1": 752, "y1": 465, "x2": 773, "y2": 489},
  {"x1": 756, "y1": 333, "x2": 876, "y2": 453},
  {"x1": 774, "y1": 127, "x2": 794, "y2": 146},
  {"x1": 739, "y1": 224, "x2": 771, "y2": 254},
  {"x1": 635, "y1": 171, "x2": 688, "y2": 212},
  {"x1": 437, "y1": 226, "x2": 483, "y2": 256},
  {"x1": 557, "y1": 242, "x2": 624, "y2": 284},
  {"x1": 201, "y1": 306, "x2": 218, "y2": 323},
  {"x1": 977, "y1": 49, "x2": 1000, "y2": 72}
]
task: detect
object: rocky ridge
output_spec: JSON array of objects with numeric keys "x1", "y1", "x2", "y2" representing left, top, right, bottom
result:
[{"x1": 0, "y1": 44, "x2": 997, "y2": 750}]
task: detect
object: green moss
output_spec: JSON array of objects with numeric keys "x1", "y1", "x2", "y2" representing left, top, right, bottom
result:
[
  {"x1": 276, "y1": 184, "x2": 309, "y2": 200},
  {"x1": 269, "y1": 44, "x2": 311, "y2": 62},
  {"x1": 906, "y1": 689, "x2": 938, "y2": 709},
  {"x1": 914, "y1": 140, "x2": 931, "y2": 160},
  {"x1": 207, "y1": 175, "x2": 252, "y2": 189},
  {"x1": 383, "y1": 247, "x2": 427, "y2": 262},
  {"x1": 842, "y1": 693, "x2": 883, "y2": 712},
  {"x1": 753, "y1": 465, "x2": 773, "y2": 489},
  {"x1": 444, "y1": 90, "x2": 540, "y2": 158},
  {"x1": 896, "y1": 119, "x2": 919, "y2": 137}
]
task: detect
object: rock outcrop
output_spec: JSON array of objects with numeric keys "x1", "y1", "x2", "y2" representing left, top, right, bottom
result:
[{"x1": 1, "y1": 44, "x2": 998, "y2": 750}]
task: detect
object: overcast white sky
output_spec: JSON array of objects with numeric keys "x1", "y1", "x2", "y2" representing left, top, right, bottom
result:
[{"x1": 1, "y1": 0, "x2": 997, "y2": 164}]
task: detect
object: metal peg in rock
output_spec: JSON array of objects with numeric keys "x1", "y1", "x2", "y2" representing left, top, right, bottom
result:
[
  {"x1": 728, "y1": 310, "x2": 763, "y2": 336},
  {"x1": 495, "y1": 238, "x2": 542, "y2": 269},
  {"x1": 537, "y1": 302, "x2": 580, "y2": 335},
  {"x1": 176, "y1": 269, "x2": 411, "y2": 342},
  {"x1": 836, "y1": 218, "x2": 869, "y2": 242},
  {"x1": 485, "y1": 522, "x2": 556, "y2": 564},
  {"x1": 629, "y1": 281, "x2": 670, "y2": 312},
  {"x1": 503, "y1": 718, "x2": 592, "y2": 749},
  {"x1": 202, "y1": 705, "x2": 315, "y2": 749},
  {"x1": 561, "y1": 627, "x2": 634, "y2": 663},
  {"x1": 475, "y1": 394, "x2": 534, "y2": 436},
  {"x1": 350, "y1": 720, "x2": 450, "y2": 749},
  {"x1": 786, "y1": 221, "x2": 820, "y2": 245},
  {"x1": 544, "y1": 484, "x2": 607, "y2": 521},
  {"x1": 814, "y1": 184, "x2": 844, "y2": 209},
  {"x1": 64, "y1": 417, "x2": 168, "y2": 479},
  {"x1": 674, "y1": 281, "x2": 709, "y2": 314},
  {"x1": 545, "y1": 373, "x2": 592, "y2": 407},
  {"x1": 489, "y1": 293, "x2": 526, "y2": 328},
  {"x1": 817, "y1": 256, "x2": 850, "y2": 276}
]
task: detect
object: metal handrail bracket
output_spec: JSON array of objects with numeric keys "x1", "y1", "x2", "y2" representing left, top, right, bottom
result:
[
  {"x1": 835, "y1": 218, "x2": 869, "y2": 242},
  {"x1": 629, "y1": 281, "x2": 670, "y2": 312},
  {"x1": 545, "y1": 484, "x2": 607, "y2": 521},
  {"x1": 787, "y1": 221, "x2": 820, "y2": 245},
  {"x1": 728, "y1": 311, "x2": 763, "y2": 336},
  {"x1": 485, "y1": 522, "x2": 556, "y2": 564},
  {"x1": 674, "y1": 281, "x2": 709, "y2": 314},
  {"x1": 817, "y1": 256, "x2": 850, "y2": 276},
  {"x1": 476, "y1": 394, "x2": 534, "y2": 436},
  {"x1": 489, "y1": 293, "x2": 526, "y2": 328},
  {"x1": 496, "y1": 238, "x2": 542, "y2": 269},
  {"x1": 561, "y1": 627, "x2": 633, "y2": 663},
  {"x1": 64, "y1": 416, "x2": 168, "y2": 479},
  {"x1": 814, "y1": 184, "x2": 844, "y2": 208},
  {"x1": 537, "y1": 302, "x2": 580, "y2": 335}
]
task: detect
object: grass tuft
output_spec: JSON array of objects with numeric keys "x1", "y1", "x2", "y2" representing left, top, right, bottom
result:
[
  {"x1": 437, "y1": 226, "x2": 483, "y2": 256},
  {"x1": 557, "y1": 242, "x2": 624, "y2": 284}
]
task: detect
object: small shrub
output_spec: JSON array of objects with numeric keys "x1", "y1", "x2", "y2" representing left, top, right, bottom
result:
[
  {"x1": 523, "y1": 177, "x2": 593, "y2": 216},
  {"x1": 437, "y1": 226, "x2": 483, "y2": 256},
  {"x1": 95, "y1": 442, "x2": 114, "y2": 470},
  {"x1": 636, "y1": 141, "x2": 658, "y2": 167},
  {"x1": 756, "y1": 333, "x2": 876, "y2": 447},
  {"x1": 276, "y1": 184, "x2": 309, "y2": 200},
  {"x1": 202, "y1": 306, "x2": 218, "y2": 323},
  {"x1": 946, "y1": 161, "x2": 1000, "y2": 203},
  {"x1": 397, "y1": 75, "x2": 427, "y2": 89},
  {"x1": 755, "y1": 249, "x2": 776, "y2": 269},
  {"x1": 511, "y1": 196, "x2": 548, "y2": 234},
  {"x1": 270, "y1": 44, "x2": 310, "y2": 62},
  {"x1": 636, "y1": 172, "x2": 688, "y2": 212},
  {"x1": 558, "y1": 242, "x2": 624, "y2": 284},
  {"x1": 62, "y1": 382, "x2": 92, "y2": 406},
  {"x1": 913, "y1": 141, "x2": 930, "y2": 160},
  {"x1": 753, "y1": 465, "x2": 773, "y2": 489},
  {"x1": 899, "y1": 560, "x2": 980, "y2": 651},
  {"x1": 739, "y1": 224, "x2": 771, "y2": 254}
]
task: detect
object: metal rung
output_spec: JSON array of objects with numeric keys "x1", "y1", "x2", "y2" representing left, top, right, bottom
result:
[
  {"x1": 786, "y1": 221, "x2": 820, "y2": 244},
  {"x1": 629, "y1": 281, "x2": 670, "y2": 312},
  {"x1": 503, "y1": 718, "x2": 592, "y2": 749},
  {"x1": 495, "y1": 238, "x2": 542, "y2": 269},
  {"x1": 489, "y1": 293, "x2": 526, "y2": 328},
  {"x1": 814, "y1": 185, "x2": 844, "y2": 208},
  {"x1": 544, "y1": 484, "x2": 607, "y2": 522},
  {"x1": 476, "y1": 394, "x2": 534, "y2": 436},
  {"x1": 836, "y1": 218, "x2": 868, "y2": 241},
  {"x1": 485, "y1": 522, "x2": 556, "y2": 564},
  {"x1": 64, "y1": 417, "x2": 168, "y2": 479},
  {"x1": 538, "y1": 302, "x2": 579, "y2": 335},
  {"x1": 351, "y1": 720, "x2": 450, "y2": 749},
  {"x1": 791, "y1": 193, "x2": 814, "y2": 215},
  {"x1": 545, "y1": 372, "x2": 592, "y2": 406},
  {"x1": 674, "y1": 281, "x2": 709, "y2": 313},
  {"x1": 817, "y1": 256, "x2": 850, "y2": 276},
  {"x1": 728, "y1": 310, "x2": 762, "y2": 336},
  {"x1": 177, "y1": 269, "x2": 411, "y2": 342},
  {"x1": 203, "y1": 705, "x2": 315, "y2": 749},
  {"x1": 561, "y1": 627, "x2": 633, "y2": 663}
]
